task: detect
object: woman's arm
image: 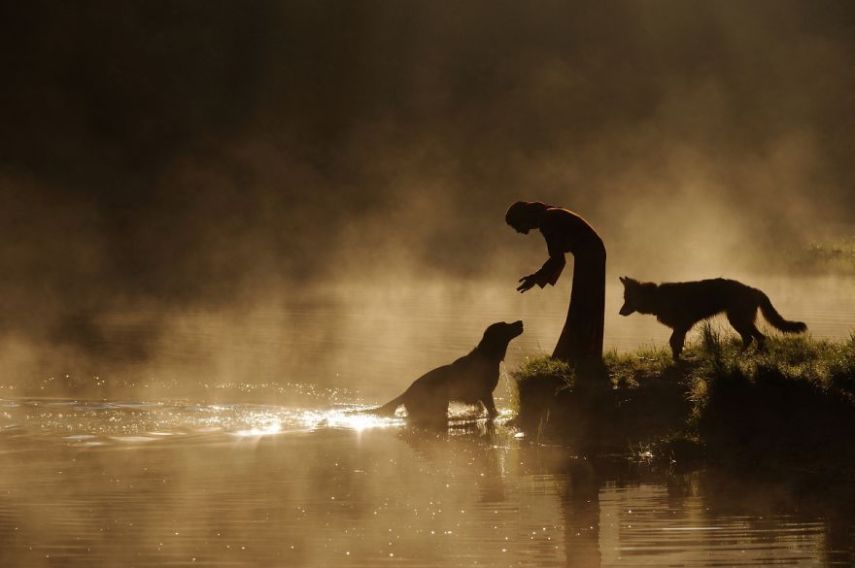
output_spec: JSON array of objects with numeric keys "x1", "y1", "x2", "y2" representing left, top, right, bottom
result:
[
  {"x1": 516, "y1": 210, "x2": 569, "y2": 293},
  {"x1": 517, "y1": 254, "x2": 565, "y2": 292}
]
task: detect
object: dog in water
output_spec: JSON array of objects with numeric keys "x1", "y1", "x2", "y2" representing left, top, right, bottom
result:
[
  {"x1": 370, "y1": 321, "x2": 524, "y2": 427},
  {"x1": 619, "y1": 276, "x2": 806, "y2": 360}
]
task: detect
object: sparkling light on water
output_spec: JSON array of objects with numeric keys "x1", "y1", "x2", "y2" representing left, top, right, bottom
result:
[
  {"x1": 299, "y1": 408, "x2": 402, "y2": 432},
  {"x1": 232, "y1": 415, "x2": 284, "y2": 437}
]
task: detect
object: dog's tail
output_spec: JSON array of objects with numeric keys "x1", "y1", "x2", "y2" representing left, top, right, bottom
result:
[
  {"x1": 365, "y1": 394, "x2": 405, "y2": 417},
  {"x1": 758, "y1": 291, "x2": 807, "y2": 333}
]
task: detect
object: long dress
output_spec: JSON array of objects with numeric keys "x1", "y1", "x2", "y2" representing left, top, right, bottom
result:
[{"x1": 533, "y1": 208, "x2": 606, "y2": 369}]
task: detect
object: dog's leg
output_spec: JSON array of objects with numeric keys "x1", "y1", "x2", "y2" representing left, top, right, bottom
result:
[
  {"x1": 752, "y1": 327, "x2": 767, "y2": 351},
  {"x1": 669, "y1": 327, "x2": 689, "y2": 360},
  {"x1": 727, "y1": 310, "x2": 755, "y2": 351},
  {"x1": 481, "y1": 395, "x2": 499, "y2": 419},
  {"x1": 728, "y1": 308, "x2": 766, "y2": 353}
]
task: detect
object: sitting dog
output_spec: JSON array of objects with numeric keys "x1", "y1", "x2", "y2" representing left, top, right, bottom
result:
[
  {"x1": 371, "y1": 321, "x2": 524, "y2": 426},
  {"x1": 619, "y1": 276, "x2": 807, "y2": 360}
]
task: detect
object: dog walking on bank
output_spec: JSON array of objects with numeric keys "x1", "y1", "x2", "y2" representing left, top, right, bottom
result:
[{"x1": 618, "y1": 276, "x2": 807, "y2": 360}]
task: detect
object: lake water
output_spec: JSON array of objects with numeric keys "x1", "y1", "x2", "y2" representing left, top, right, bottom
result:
[
  {"x1": 0, "y1": 399, "x2": 852, "y2": 567},
  {"x1": 0, "y1": 275, "x2": 853, "y2": 566}
]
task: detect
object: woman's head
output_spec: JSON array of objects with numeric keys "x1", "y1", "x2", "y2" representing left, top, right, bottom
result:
[{"x1": 505, "y1": 201, "x2": 550, "y2": 234}]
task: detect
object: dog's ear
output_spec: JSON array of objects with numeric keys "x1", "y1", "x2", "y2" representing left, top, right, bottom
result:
[{"x1": 619, "y1": 276, "x2": 627, "y2": 285}]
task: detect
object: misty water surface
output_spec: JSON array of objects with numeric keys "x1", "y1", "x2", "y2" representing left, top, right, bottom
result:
[
  {"x1": 0, "y1": 399, "x2": 852, "y2": 567},
  {"x1": 16, "y1": 275, "x2": 847, "y2": 402},
  {"x1": 0, "y1": 275, "x2": 853, "y2": 566}
]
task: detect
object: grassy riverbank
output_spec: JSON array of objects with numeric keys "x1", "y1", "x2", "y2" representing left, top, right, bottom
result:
[{"x1": 512, "y1": 327, "x2": 855, "y2": 472}]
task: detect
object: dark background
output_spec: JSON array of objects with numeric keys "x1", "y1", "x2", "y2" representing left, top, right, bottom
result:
[{"x1": 1, "y1": 1, "x2": 854, "y2": 370}]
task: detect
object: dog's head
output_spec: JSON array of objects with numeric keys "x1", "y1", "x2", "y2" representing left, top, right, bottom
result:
[
  {"x1": 619, "y1": 276, "x2": 654, "y2": 316},
  {"x1": 479, "y1": 320, "x2": 524, "y2": 359}
]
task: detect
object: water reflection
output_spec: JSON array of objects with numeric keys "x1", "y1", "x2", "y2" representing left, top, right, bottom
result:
[
  {"x1": 0, "y1": 399, "x2": 851, "y2": 566},
  {"x1": 560, "y1": 461, "x2": 601, "y2": 567}
]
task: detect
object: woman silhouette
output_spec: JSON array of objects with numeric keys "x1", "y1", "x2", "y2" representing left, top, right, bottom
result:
[{"x1": 505, "y1": 201, "x2": 606, "y2": 368}]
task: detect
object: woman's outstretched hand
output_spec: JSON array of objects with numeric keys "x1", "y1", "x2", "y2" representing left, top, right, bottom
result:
[{"x1": 517, "y1": 274, "x2": 538, "y2": 293}]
